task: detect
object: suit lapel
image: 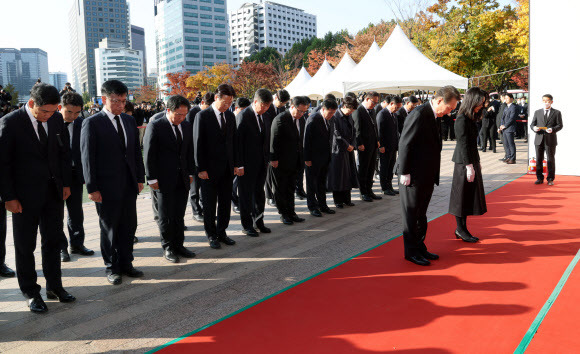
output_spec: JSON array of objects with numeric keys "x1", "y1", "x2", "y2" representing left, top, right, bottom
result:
[{"x1": 160, "y1": 115, "x2": 178, "y2": 148}]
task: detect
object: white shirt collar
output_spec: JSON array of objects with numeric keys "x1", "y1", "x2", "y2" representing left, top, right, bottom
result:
[
  {"x1": 429, "y1": 100, "x2": 438, "y2": 119},
  {"x1": 102, "y1": 107, "x2": 117, "y2": 121},
  {"x1": 25, "y1": 104, "x2": 40, "y2": 126}
]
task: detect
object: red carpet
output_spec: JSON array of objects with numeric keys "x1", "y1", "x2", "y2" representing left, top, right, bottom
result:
[{"x1": 157, "y1": 175, "x2": 580, "y2": 353}]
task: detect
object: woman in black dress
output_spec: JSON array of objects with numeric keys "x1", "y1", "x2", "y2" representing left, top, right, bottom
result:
[
  {"x1": 327, "y1": 95, "x2": 359, "y2": 208},
  {"x1": 449, "y1": 87, "x2": 488, "y2": 243}
]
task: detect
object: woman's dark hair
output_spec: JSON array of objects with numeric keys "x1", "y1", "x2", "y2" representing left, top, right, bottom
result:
[
  {"x1": 458, "y1": 87, "x2": 488, "y2": 121},
  {"x1": 342, "y1": 95, "x2": 359, "y2": 110},
  {"x1": 30, "y1": 83, "x2": 60, "y2": 106},
  {"x1": 167, "y1": 95, "x2": 191, "y2": 111}
]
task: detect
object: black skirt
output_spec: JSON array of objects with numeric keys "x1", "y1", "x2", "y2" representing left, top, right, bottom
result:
[{"x1": 448, "y1": 162, "x2": 487, "y2": 217}]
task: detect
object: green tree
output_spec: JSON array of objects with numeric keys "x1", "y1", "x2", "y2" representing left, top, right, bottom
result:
[
  {"x1": 244, "y1": 47, "x2": 282, "y2": 65},
  {"x1": 3, "y1": 84, "x2": 19, "y2": 105},
  {"x1": 82, "y1": 91, "x2": 91, "y2": 105}
]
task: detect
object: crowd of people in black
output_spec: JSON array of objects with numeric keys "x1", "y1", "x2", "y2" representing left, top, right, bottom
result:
[{"x1": 0, "y1": 78, "x2": 562, "y2": 314}]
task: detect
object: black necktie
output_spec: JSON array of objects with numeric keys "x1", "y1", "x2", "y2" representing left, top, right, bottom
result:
[
  {"x1": 114, "y1": 115, "x2": 126, "y2": 150},
  {"x1": 295, "y1": 119, "x2": 300, "y2": 135},
  {"x1": 65, "y1": 121, "x2": 71, "y2": 128},
  {"x1": 324, "y1": 119, "x2": 329, "y2": 131},
  {"x1": 258, "y1": 114, "x2": 264, "y2": 132},
  {"x1": 37, "y1": 121, "x2": 48, "y2": 148},
  {"x1": 219, "y1": 112, "x2": 226, "y2": 132},
  {"x1": 173, "y1": 124, "x2": 182, "y2": 149},
  {"x1": 544, "y1": 110, "x2": 549, "y2": 121}
]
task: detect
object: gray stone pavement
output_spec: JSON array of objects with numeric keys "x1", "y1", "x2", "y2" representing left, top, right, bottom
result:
[{"x1": 0, "y1": 139, "x2": 528, "y2": 353}]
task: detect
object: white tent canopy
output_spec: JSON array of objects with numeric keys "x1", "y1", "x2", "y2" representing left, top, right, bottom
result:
[
  {"x1": 284, "y1": 67, "x2": 312, "y2": 98},
  {"x1": 296, "y1": 59, "x2": 334, "y2": 100},
  {"x1": 343, "y1": 25, "x2": 468, "y2": 93},
  {"x1": 307, "y1": 52, "x2": 357, "y2": 99}
]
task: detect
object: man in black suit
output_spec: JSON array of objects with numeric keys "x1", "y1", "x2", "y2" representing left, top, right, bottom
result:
[
  {"x1": 398, "y1": 85, "x2": 460, "y2": 266},
  {"x1": 353, "y1": 91, "x2": 382, "y2": 202},
  {"x1": 81, "y1": 80, "x2": 145, "y2": 285},
  {"x1": 531, "y1": 94, "x2": 563, "y2": 186},
  {"x1": 304, "y1": 99, "x2": 337, "y2": 217},
  {"x1": 377, "y1": 95, "x2": 403, "y2": 196},
  {"x1": 231, "y1": 97, "x2": 252, "y2": 213},
  {"x1": 186, "y1": 92, "x2": 214, "y2": 222},
  {"x1": 57, "y1": 92, "x2": 94, "y2": 262},
  {"x1": 194, "y1": 84, "x2": 239, "y2": 249},
  {"x1": 396, "y1": 96, "x2": 419, "y2": 134},
  {"x1": 498, "y1": 93, "x2": 518, "y2": 164},
  {"x1": 270, "y1": 96, "x2": 309, "y2": 225},
  {"x1": 294, "y1": 96, "x2": 311, "y2": 200},
  {"x1": 374, "y1": 95, "x2": 392, "y2": 116},
  {"x1": 236, "y1": 89, "x2": 273, "y2": 236},
  {"x1": 496, "y1": 93, "x2": 507, "y2": 144},
  {"x1": 0, "y1": 83, "x2": 75, "y2": 312},
  {"x1": 481, "y1": 94, "x2": 500, "y2": 152},
  {"x1": 144, "y1": 95, "x2": 196, "y2": 262},
  {"x1": 265, "y1": 89, "x2": 290, "y2": 206}
]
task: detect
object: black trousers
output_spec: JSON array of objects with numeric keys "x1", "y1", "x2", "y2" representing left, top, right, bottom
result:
[
  {"x1": 306, "y1": 164, "x2": 329, "y2": 210},
  {"x1": 60, "y1": 174, "x2": 85, "y2": 250},
  {"x1": 265, "y1": 165, "x2": 274, "y2": 199},
  {"x1": 12, "y1": 181, "x2": 64, "y2": 297},
  {"x1": 238, "y1": 162, "x2": 267, "y2": 229},
  {"x1": 503, "y1": 131, "x2": 516, "y2": 160},
  {"x1": 200, "y1": 169, "x2": 233, "y2": 238},
  {"x1": 273, "y1": 167, "x2": 298, "y2": 216},
  {"x1": 357, "y1": 145, "x2": 377, "y2": 196},
  {"x1": 400, "y1": 181, "x2": 434, "y2": 258},
  {"x1": 153, "y1": 182, "x2": 188, "y2": 251},
  {"x1": 333, "y1": 190, "x2": 352, "y2": 205},
  {"x1": 379, "y1": 149, "x2": 397, "y2": 191},
  {"x1": 481, "y1": 122, "x2": 496, "y2": 151},
  {"x1": 536, "y1": 143, "x2": 556, "y2": 181},
  {"x1": 189, "y1": 174, "x2": 203, "y2": 216},
  {"x1": 231, "y1": 176, "x2": 240, "y2": 208},
  {"x1": 441, "y1": 118, "x2": 455, "y2": 140},
  {"x1": 95, "y1": 176, "x2": 137, "y2": 274},
  {"x1": 0, "y1": 202, "x2": 6, "y2": 265},
  {"x1": 295, "y1": 164, "x2": 305, "y2": 193}
]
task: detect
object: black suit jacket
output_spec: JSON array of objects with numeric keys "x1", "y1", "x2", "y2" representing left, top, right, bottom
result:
[
  {"x1": 80, "y1": 111, "x2": 145, "y2": 200},
  {"x1": 398, "y1": 103, "x2": 442, "y2": 186},
  {"x1": 303, "y1": 112, "x2": 332, "y2": 171},
  {"x1": 193, "y1": 106, "x2": 237, "y2": 179},
  {"x1": 270, "y1": 110, "x2": 302, "y2": 171},
  {"x1": 376, "y1": 108, "x2": 399, "y2": 152},
  {"x1": 496, "y1": 102, "x2": 507, "y2": 128},
  {"x1": 396, "y1": 106, "x2": 408, "y2": 134},
  {"x1": 530, "y1": 108, "x2": 563, "y2": 146},
  {"x1": 452, "y1": 114, "x2": 480, "y2": 165},
  {"x1": 67, "y1": 115, "x2": 85, "y2": 183},
  {"x1": 352, "y1": 105, "x2": 378, "y2": 147},
  {"x1": 0, "y1": 107, "x2": 71, "y2": 207},
  {"x1": 143, "y1": 114, "x2": 195, "y2": 190},
  {"x1": 186, "y1": 106, "x2": 201, "y2": 125},
  {"x1": 501, "y1": 103, "x2": 518, "y2": 133},
  {"x1": 236, "y1": 105, "x2": 268, "y2": 172}
]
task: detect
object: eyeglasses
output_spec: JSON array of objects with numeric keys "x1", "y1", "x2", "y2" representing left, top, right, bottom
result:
[{"x1": 107, "y1": 97, "x2": 126, "y2": 105}]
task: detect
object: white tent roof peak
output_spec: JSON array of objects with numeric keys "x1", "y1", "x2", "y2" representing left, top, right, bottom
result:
[
  {"x1": 297, "y1": 59, "x2": 334, "y2": 99},
  {"x1": 284, "y1": 66, "x2": 311, "y2": 98}
]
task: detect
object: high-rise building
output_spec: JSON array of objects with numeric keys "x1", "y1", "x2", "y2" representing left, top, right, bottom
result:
[
  {"x1": 154, "y1": 0, "x2": 231, "y2": 91},
  {"x1": 69, "y1": 0, "x2": 131, "y2": 98},
  {"x1": 130, "y1": 25, "x2": 147, "y2": 85},
  {"x1": 0, "y1": 48, "x2": 49, "y2": 102},
  {"x1": 95, "y1": 38, "x2": 144, "y2": 93},
  {"x1": 49, "y1": 72, "x2": 69, "y2": 91},
  {"x1": 229, "y1": 1, "x2": 317, "y2": 64}
]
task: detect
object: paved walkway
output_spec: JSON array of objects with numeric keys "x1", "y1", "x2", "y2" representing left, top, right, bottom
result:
[{"x1": 0, "y1": 139, "x2": 528, "y2": 353}]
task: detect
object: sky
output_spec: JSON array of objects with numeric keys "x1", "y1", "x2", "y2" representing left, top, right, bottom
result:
[{"x1": 1, "y1": 0, "x2": 515, "y2": 85}]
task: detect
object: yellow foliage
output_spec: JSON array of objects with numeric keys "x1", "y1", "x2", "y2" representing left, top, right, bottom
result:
[{"x1": 496, "y1": 0, "x2": 529, "y2": 64}]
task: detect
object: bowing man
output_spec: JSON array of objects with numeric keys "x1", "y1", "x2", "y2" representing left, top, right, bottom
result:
[
  {"x1": 81, "y1": 79, "x2": 146, "y2": 285},
  {"x1": 231, "y1": 97, "x2": 252, "y2": 214},
  {"x1": 264, "y1": 89, "x2": 290, "y2": 206},
  {"x1": 304, "y1": 99, "x2": 337, "y2": 217},
  {"x1": 0, "y1": 83, "x2": 75, "y2": 312},
  {"x1": 194, "y1": 84, "x2": 239, "y2": 249},
  {"x1": 377, "y1": 95, "x2": 402, "y2": 196},
  {"x1": 144, "y1": 95, "x2": 196, "y2": 263}
]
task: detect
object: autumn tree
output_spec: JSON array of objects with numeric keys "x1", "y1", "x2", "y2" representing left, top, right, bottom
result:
[
  {"x1": 163, "y1": 71, "x2": 195, "y2": 99},
  {"x1": 244, "y1": 47, "x2": 282, "y2": 65},
  {"x1": 186, "y1": 63, "x2": 235, "y2": 94},
  {"x1": 232, "y1": 61, "x2": 280, "y2": 99},
  {"x1": 132, "y1": 84, "x2": 161, "y2": 103}
]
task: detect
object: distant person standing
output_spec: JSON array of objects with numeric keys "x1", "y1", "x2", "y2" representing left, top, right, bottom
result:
[
  {"x1": 396, "y1": 96, "x2": 419, "y2": 134},
  {"x1": 480, "y1": 94, "x2": 500, "y2": 153},
  {"x1": 498, "y1": 93, "x2": 518, "y2": 164},
  {"x1": 265, "y1": 89, "x2": 290, "y2": 206},
  {"x1": 231, "y1": 97, "x2": 252, "y2": 214},
  {"x1": 531, "y1": 94, "x2": 563, "y2": 186},
  {"x1": 377, "y1": 95, "x2": 403, "y2": 196}
]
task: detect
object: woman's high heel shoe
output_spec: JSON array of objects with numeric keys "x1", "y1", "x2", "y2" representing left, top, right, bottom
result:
[{"x1": 455, "y1": 230, "x2": 478, "y2": 243}]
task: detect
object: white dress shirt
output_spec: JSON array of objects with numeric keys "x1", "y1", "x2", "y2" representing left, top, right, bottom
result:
[
  {"x1": 25, "y1": 104, "x2": 48, "y2": 139},
  {"x1": 102, "y1": 107, "x2": 127, "y2": 146},
  {"x1": 211, "y1": 103, "x2": 224, "y2": 128},
  {"x1": 429, "y1": 100, "x2": 438, "y2": 119}
]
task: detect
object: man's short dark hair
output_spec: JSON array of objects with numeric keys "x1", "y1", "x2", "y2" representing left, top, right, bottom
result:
[
  {"x1": 382, "y1": 95, "x2": 392, "y2": 103},
  {"x1": 434, "y1": 85, "x2": 461, "y2": 103},
  {"x1": 324, "y1": 93, "x2": 337, "y2": 102},
  {"x1": 101, "y1": 79, "x2": 128, "y2": 96},
  {"x1": 406, "y1": 95, "x2": 419, "y2": 104},
  {"x1": 321, "y1": 99, "x2": 338, "y2": 110},
  {"x1": 505, "y1": 93, "x2": 514, "y2": 99},
  {"x1": 364, "y1": 91, "x2": 379, "y2": 100},
  {"x1": 167, "y1": 95, "x2": 191, "y2": 111},
  {"x1": 65, "y1": 82, "x2": 71, "y2": 86},
  {"x1": 215, "y1": 84, "x2": 236, "y2": 98},
  {"x1": 276, "y1": 89, "x2": 290, "y2": 103},
  {"x1": 254, "y1": 88, "x2": 273, "y2": 103},
  {"x1": 345, "y1": 92, "x2": 357, "y2": 100},
  {"x1": 342, "y1": 95, "x2": 359, "y2": 110},
  {"x1": 291, "y1": 96, "x2": 310, "y2": 107},
  {"x1": 235, "y1": 97, "x2": 251, "y2": 109},
  {"x1": 390, "y1": 96, "x2": 403, "y2": 105},
  {"x1": 30, "y1": 83, "x2": 60, "y2": 106},
  {"x1": 202, "y1": 92, "x2": 215, "y2": 105},
  {"x1": 61, "y1": 92, "x2": 84, "y2": 108},
  {"x1": 124, "y1": 101, "x2": 134, "y2": 113},
  {"x1": 543, "y1": 94, "x2": 553, "y2": 101}
]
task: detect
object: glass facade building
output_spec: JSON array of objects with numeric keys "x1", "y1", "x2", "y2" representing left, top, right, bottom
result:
[
  {"x1": 0, "y1": 48, "x2": 49, "y2": 102},
  {"x1": 95, "y1": 38, "x2": 144, "y2": 93},
  {"x1": 130, "y1": 25, "x2": 147, "y2": 85},
  {"x1": 49, "y1": 72, "x2": 69, "y2": 90}
]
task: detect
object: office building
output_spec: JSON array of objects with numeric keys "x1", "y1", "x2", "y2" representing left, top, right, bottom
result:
[
  {"x1": 95, "y1": 38, "x2": 144, "y2": 93},
  {"x1": 229, "y1": 1, "x2": 317, "y2": 64},
  {"x1": 69, "y1": 0, "x2": 131, "y2": 98},
  {"x1": 0, "y1": 48, "x2": 49, "y2": 102},
  {"x1": 50, "y1": 72, "x2": 69, "y2": 90},
  {"x1": 154, "y1": 0, "x2": 231, "y2": 90},
  {"x1": 131, "y1": 25, "x2": 147, "y2": 85}
]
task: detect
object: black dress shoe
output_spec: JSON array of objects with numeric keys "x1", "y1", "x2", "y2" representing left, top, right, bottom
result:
[
  {"x1": 176, "y1": 247, "x2": 196, "y2": 258},
  {"x1": 123, "y1": 267, "x2": 144, "y2": 278},
  {"x1": 46, "y1": 289, "x2": 76, "y2": 303},
  {"x1": 422, "y1": 251, "x2": 439, "y2": 260},
  {"x1": 310, "y1": 209, "x2": 322, "y2": 217},
  {"x1": 383, "y1": 189, "x2": 396, "y2": 196},
  {"x1": 360, "y1": 195, "x2": 373, "y2": 202},
  {"x1": 233, "y1": 205, "x2": 240, "y2": 214},
  {"x1": 193, "y1": 213, "x2": 204, "y2": 222},
  {"x1": 267, "y1": 198, "x2": 276, "y2": 206},
  {"x1": 499, "y1": 158, "x2": 507, "y2": 161},
  {"x1": 370, "y1": 193, "x2": 382, "y2": 200},
  {"x1": 320, "y1": 206, "x2": 336, "y2": 214},
  {"x1": 534, "y1": 179, "x2": 544, "y2": 185},
  {"x1": 547, "y1": 181, "x2": 554, "y2": 186},
  {"x1": 256, "y1": 224, "x2": 271, "y2": 233},
  {"x1": 107, "y1": 273, "x2": 122, "y2": 285},
  {"x1": 455, "y1": 230, "x2": 478, "y2": 243},
  {"x1": 219, "y1": 236, "x2": 236, "y2": 245},
  {"x1": 60, "y1": 249, "x2": 71, "y2": 262},
  {"x1": 280, "y1": 216, "x2": 294, "y2": 225},
  {"x1": 405, "y1": 255, "x2": 431, "y2": 266},
  {"x1": 345, "y1": 202, "x2": 355, "y2": 207},
  {"x1": 290, "y1": 214, "x2": 305, "y2": 222},
  {"x1": 28, "y1": 295, "x2": 48, "y2": 313},
  {"x1": 335, "y1": 203, "x2": 344, "y2": 209},
  {"x1": 164, "y1": 249, "x2": 179, "y2": 263},
  {"x1": 209, "y1": 237, "x2": 221, "y2": 249},
  {"x1": 0, "y1": 263, "x2": 16, "y2": 277},
  {"x1": 505, "y1": 159, "x2": 516, "y2": 165},
  {"x1": 295, "y1": 190, "x2": 307, "y2": 199},
  {"x1": 242, "y1": 228, "x2": 259, "y2": 237},
  {"x1": 70, "y1": 246, "x2": 95, "y2": 256},
  {"x1": 133, "y1": 236, "x2": 139, "y2": 244}
]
